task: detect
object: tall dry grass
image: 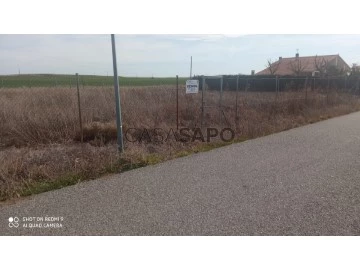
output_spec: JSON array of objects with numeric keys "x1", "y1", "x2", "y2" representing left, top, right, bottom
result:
[
  {"x1": 0, "y1": 85, "x2": 193, "y2": 147},
  {"x1": 1, "y1": 85, "x2": 360, "y2": 200},
  {"x1": 1, "y1": 85, "x2": 356, "y2": 147}
]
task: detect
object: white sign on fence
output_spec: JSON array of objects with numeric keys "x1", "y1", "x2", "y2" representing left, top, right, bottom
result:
[{"x1": 186, "y1": 80, "x2": 199, "y2": 94}]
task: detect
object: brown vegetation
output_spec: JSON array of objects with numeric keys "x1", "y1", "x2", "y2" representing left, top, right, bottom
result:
[{"x1": 1, "y1": 85, "x2": 360, "y2": 200}]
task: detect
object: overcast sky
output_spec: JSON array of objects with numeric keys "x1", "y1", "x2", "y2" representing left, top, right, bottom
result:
[{"x1": 1, "y1": 34, "x2": 360, "y2": 77}]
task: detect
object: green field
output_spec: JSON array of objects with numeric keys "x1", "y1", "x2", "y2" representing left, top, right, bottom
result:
[{"x1": 0, "y1": 74, "x2": 188, "y2": 88}]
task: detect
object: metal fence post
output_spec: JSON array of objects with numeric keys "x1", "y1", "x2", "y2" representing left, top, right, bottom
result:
[
  {"x1": 245, "y1": 79, "x2": 248, "y2": 105},
  {"x1": 275, "y1": 76, "x2": 279, "y2": 103},
  {"x1": 344, "y1": 75, "x2": 347, "y2": 91},
  {"x1": 327, "y1": 77, "x2": 330, "y2": 105},
  {"x1": 76, "y1": 73, "x2": 83, "y2": 143},
  {"x1": 305, "y1": 76, "x2": 308, "y2": 104},
  {"x1": 111, "y1": 34, "x2": 124, "y2": 153},
  {"x1": 235, "y1": 75, "x2": 239, "y2": 121},
  {"x1": 176, "y1": 75, "x2": 179, "y2": 130},
  {"x1": 313, "y1": 77, "x2": 315, "y2": 91},
  {"x1": 201, "y1": 76, "x2": 205, "y2": 128},
  {"x1": 220, "y1": 76, "x2": 223, "y2": 105},
  {"x1": 220, "y1": 76, "x2": 223, "y2": 125}
]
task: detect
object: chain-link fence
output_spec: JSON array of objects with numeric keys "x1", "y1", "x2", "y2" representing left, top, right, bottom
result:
[
  {"x1": 1, "y1": 73, "x2": 360, "y2": 149},
  {"x1": 193, "y1": 74, "x2": 360, "y2": 130},
  {"x1": 2, "y1": 72, "x2": 360, "y2": 201}
]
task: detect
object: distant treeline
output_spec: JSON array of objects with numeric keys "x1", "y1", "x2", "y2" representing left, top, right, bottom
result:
[{"x1": 193, "y1": 74, "x2": 360, "y2": 92}]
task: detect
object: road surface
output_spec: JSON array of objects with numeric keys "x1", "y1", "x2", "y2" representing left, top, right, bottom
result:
[{"x1": 1, "y1": 112, "x2": 360, "y2": 235}]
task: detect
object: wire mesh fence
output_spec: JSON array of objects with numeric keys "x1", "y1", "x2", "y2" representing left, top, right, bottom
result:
[
  {"x1": 194, "y1": 75, "x2": 360, "y2": 129},
  {"x1": 1, "y1": 73, "x2": 360, "y2": 149}
]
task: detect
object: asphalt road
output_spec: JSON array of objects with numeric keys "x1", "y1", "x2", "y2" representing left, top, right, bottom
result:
[{"x1": 1, "y1": 112, "x2": 360, "y2": 235}]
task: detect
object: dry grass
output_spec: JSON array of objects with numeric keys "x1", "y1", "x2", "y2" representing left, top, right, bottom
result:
[{"x1": 1, "y1": 85, "x2": 360, "y2": 200}]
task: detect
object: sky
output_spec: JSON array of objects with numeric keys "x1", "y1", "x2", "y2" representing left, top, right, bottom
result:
[{"x1": 1, "y1": 34, "x2": 360, "y2": 77}]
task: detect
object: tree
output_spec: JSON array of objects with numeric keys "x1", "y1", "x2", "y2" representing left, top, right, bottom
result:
[
  {"x1": 326, "y1": 65, "x2": 346, "y2": 76},
  {"x1": 266, "y1": 59, "x2": 280, "y2": 75},
  {"x1": 314, "y1": 55, "x2": 346, "y2": 77},
  {"x1": 314, "y1": 55, "x2": 329, "y2": 77},
  {"x1": 289, "y1": 58, "x2": 306, "y2": 76},
  {"x1": 351, "y1": 64, "x2": 360, "y2": 75}
]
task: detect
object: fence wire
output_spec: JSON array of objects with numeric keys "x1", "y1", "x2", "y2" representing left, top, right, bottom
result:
[{"x1": 1, "y1": 74, "x2": 360, "y2": 148}]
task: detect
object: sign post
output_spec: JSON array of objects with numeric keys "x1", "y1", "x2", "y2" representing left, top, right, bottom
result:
[
  {"x1": 111, "y1": 34, "x2": 124, "y2": 153},
  {"x1": 190, "y1": 56, "x2": 192, "y2": 79}
]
